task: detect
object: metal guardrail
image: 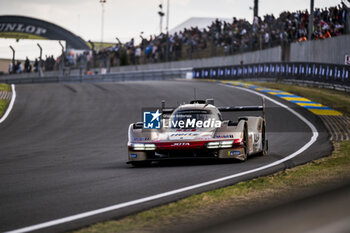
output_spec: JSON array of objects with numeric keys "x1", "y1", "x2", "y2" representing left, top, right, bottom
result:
[
  {"x1": 0, "y1": 68, "x2": 192, "y2": 84},
  {"x1": 193, "y1": 62, "x2": 350, "y2": 87},
  {"x1": 2, "y1": 62, "x2": 350, "y2": 93}
]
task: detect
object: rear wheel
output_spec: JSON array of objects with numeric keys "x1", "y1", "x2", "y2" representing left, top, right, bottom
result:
[
  {"x1": 259, "y1": 123, "x2": 267, "y2": 156},
  {"x1": 241, "y1": 124, "x2": 248, "y2": 161}
]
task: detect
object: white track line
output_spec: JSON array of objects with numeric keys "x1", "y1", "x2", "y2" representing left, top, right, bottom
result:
[
  {"x1": 0, "y1": 84, "x2": 16, "y2": 124},
  {"x1": 6, "y1": 83, "x2": 319, "y2": 233}
]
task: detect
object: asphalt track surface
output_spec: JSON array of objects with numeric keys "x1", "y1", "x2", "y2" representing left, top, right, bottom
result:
[{"x1": 0, "y1": 80, "x2": 332, "y2": 232}]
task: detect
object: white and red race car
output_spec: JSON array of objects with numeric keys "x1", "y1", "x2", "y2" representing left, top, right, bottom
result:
[{"x1": 127, "y1": 99, "x2": 267, "y2": 167}]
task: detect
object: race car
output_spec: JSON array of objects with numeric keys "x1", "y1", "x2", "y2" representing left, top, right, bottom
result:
[{"x1": 127, "y1": 99, "x2": 267, "y2": 167}]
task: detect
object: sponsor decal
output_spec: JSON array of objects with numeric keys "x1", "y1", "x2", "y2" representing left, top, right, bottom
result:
[
  {"x1": 229, "y1": 151, "x2": 241, "y2": 156},
  {"x1": 216, "y1": 135, "x2": 234, "y2": 138},
  {"x1": 133, "y1": 137, "x2": 150, "y2": 141},
  {"x1": 172, "y1": 142, "x2": 190, "y2": 146},
  {"x1": 130, "y1": 154, "x2": 138, "y2": 158},
  {"x1": 170, "y1": 133, "x2": 199, "y2": 137}
]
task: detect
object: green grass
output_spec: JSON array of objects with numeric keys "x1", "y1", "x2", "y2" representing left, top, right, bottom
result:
[
  {"x1": 73, "y1": 83, "x2": 350, "y2": 233},
  {"x1": 0, "y1": 100, "x2": 9, "y2": 118},
  {"x1": 0, "y1": 84, "x2": 11, "y2": 118},
  {"x1": 248, "y1": 82, "x2": 350, "y2": 116},
  {"x1": 0, "y1": 83, "x2": 11, "y2": 92}
]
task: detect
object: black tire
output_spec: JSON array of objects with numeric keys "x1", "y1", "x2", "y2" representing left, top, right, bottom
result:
[
  {"x1": 259, "y1": 123, "x2": 267, "y2": 156},
  {"x1": 130, "y1": 161, "x2": 151, "y2": 167},
  {"x1": 241, "y1": 124, "x2": 248, "y2": 161}
]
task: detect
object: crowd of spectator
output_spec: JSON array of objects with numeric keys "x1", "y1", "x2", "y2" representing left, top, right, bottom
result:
[
  {"x1": 8, "y1": 56, "x2": 55, "y2": 74},
  {"x1": 116, "y1": 2, "x2": 348, "y2": 65},
  {"x1": 8, "y1": 51, "x2": 95, "y2": 74},
  {"x1": 7, "y1": 2, "x2": 349, "y2": 74}
]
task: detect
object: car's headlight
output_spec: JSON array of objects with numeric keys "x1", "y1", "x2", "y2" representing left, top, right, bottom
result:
[
  {"x1": 206, "y1": 141, "x2": 234, "y2": 149},
  {"x1": 130, "y1": 143, "x2": 157, "y2": 150},
  {"x1": 207, "y1": 141, "x2": 220, "y2": 149},
  {"x1": 220, "y1": 140, "x2": 234, "y2": 148}
]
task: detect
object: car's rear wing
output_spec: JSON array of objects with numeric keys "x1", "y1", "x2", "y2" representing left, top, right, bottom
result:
[
  {"x1": 161, "y1": 108, "x2": 174, "y2": 119},
  {"x1": 160, "y1": 98, "x2": 266, "y2": 120},
  {"x1": 217, "y1": 106, "x2": 263, "y2": 111},
  {"x1": 218, "y1": 98, "x2": 266, "y2": 120}
]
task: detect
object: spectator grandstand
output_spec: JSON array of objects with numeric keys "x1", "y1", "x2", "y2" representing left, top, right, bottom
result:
[
  {"x1": 122, "y1": 3, "x2": 348, "y2": 64},
  {"x1": 6, "y1": 2, "x2": 349, "y2": 75}
]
